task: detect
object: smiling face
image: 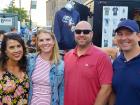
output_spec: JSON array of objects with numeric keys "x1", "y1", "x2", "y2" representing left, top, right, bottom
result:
[
  {"x1": 6, "y1": 39, "x2": 24, "y2": 62},
  {"x1": 74, "y1": 21, "x2": 93, "y2": 48},
  {"x1": 116, "y1": 28, "x2": 140, "y2": 53},
  {"x1": 37, "y1": 32, "x2": 54, "y2": 54}
]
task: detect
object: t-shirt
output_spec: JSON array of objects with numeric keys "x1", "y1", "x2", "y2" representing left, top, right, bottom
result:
[
  {"x1": 54, "y1": 8, "x2": 80, "y2": 50},
  {"x1": 74, "y1": 2, "x2": 90, "y2": 21},
  {"x1": 104, "y1": 7, "x2": 110, "y2": 16},
  {"x1": 112, "y1": 7, "x2": 118, "y2": 16}
]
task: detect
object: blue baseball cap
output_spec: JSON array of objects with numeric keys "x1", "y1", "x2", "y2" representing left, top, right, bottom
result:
[{"x1": 115, "y1": 19, "x2": 140, "y2": 33}]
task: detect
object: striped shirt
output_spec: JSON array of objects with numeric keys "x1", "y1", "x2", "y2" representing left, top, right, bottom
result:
[{"x1": 31, "y1": 55, "x2": 51, "y2": 105}]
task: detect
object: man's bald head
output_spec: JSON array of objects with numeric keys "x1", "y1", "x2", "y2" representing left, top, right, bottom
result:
[{"x1": 75, "y1": 21, "x2": 92, "y2": 30}]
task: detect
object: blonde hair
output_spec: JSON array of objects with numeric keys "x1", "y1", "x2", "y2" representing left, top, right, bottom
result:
[{"x1": 36, "y1": 28, "x2": 60, "y2": 64}]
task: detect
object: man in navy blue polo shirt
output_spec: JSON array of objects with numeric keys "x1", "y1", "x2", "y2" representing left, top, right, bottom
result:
[{"x1": 110, "y1": 19, "x2": 140, "y2": 105}]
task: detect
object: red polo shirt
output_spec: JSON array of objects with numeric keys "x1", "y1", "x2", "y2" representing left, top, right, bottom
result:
[{"x1": 64, "y1": 45, "x2": 113, "y2": 105}]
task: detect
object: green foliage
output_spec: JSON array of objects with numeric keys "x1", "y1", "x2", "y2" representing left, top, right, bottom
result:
[{"x1": 3, "y1": 6, "x2": 29, "y2": 22}]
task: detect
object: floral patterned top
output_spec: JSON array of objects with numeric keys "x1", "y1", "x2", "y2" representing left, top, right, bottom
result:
[{"x1": 0, "y1": 71, "x2": 29, "y2": 105}]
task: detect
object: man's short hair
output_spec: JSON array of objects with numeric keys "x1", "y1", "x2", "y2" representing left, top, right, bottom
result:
[{"x1": 10, "y1": 27, "x2": 17, "y2": 31}]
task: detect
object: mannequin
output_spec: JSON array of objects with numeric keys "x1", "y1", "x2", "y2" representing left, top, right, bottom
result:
[
  {"x1": 54, "y1": 0, "x2": 80, "y2": 50},
  {"x1": 65, "y1": 1, "x2": 74, "y2": 11}
]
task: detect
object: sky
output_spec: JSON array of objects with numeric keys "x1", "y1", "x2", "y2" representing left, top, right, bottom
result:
[
  {"x1": 0, "y1": 0, "x2": 47, "y2": 27},
  {"x1": 0, "y1": 0, "x2": 11, "y2": 10},
  {"x1": 0, "y1": 0, "x2": 30, "y2": 12}
]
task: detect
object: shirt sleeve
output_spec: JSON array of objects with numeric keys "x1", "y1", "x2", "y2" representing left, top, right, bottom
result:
[{"x1": 97, "y1": 54, "x2": 113, "y2": 85}]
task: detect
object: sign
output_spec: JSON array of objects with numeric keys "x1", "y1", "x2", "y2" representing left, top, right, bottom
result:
[
  {"x1": 102, "y1": 6, "x2": 128, "y2": 47},
  {"x1": 0, "y1": 18, "x2": 12, "y2": 25}
]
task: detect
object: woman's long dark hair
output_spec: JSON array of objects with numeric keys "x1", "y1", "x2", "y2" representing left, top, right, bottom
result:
[{"x1": 0, "y1": 33, "x2": 27, "y2": 72}]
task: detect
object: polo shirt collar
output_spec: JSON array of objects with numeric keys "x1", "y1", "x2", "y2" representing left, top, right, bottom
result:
[
  {"x1": 119, "y1": 52, "x2": 140, "y2": 62},
  {"x1": 119, "y1": 53, "x2": 125, "y2": 61},
  {"x1": 73, "y1": 43, "x2": 93, "y2": 56}
]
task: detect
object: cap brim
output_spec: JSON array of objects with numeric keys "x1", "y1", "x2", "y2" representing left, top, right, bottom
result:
[{"x1": 115, "y1": 26, "x2": 135, "y2": 32}]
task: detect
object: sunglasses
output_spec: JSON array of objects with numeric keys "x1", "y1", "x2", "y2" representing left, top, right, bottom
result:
[{"x1": 75, "y1": 29, "x2": 92, "y2": 34}]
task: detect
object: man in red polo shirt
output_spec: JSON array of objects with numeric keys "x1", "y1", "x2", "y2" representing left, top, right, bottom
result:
[{"x1": 64, "y1": 21, "x2": 113, "y2": 105}]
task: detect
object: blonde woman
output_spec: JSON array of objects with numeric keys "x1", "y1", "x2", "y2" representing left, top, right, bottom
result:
[{"x1": 27, "y1": 29, "x2": 64, "y2": 105}]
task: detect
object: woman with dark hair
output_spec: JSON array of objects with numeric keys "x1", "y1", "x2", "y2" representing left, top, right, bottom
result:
[{"x1": 0, "y1": 33, "x2": 29, "y2": 105}]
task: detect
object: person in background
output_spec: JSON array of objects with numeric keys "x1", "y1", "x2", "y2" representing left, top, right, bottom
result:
[
  {"x1": 27, "y1": 28, "x2": 64, "y2": 105},
  {"x1": 98, "y1": 37, "x2": 120, "y2": 62},
  {"x1": 30, "y1": 35, "x2": 36, "y2": 48},
  {"x1": 0, "y1": 30, "x2": 6, "y2": 49},
  {"x1": 26, "y1": 33, "x2": 37, "y2": 53},
  {"x1": 109, "y1": 19, "x2": 140, "y2": 105},
  {"x1": 64, "y1": 21, "x2": 113, "y2": 105},
  {"x1": 10, "y1": 27, "x2": 17, "y2": 33},
  {"x1": 0, "y1": 33, "x2": 29, "y2": 105},
  {"x1": 28, "y1": 28, "x2": 33, "y2": 41}
]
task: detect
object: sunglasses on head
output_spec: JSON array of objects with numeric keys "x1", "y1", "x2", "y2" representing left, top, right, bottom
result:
[{"x1": 75, "y1": 29, "x2": 92, "y2": 34}]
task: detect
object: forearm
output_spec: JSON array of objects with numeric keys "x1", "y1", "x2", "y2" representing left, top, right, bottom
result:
[
  {"x1": 94, "y1": 85, "x2": 112, "y2": 105},
  {"x1": 108, "y1": 91, "x2": 116, "y2": 105}
]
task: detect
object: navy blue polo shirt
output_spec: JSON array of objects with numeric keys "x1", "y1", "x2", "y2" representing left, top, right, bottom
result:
[{"x1": 112, "y1": 53, "x2": 140, "y2": 105}]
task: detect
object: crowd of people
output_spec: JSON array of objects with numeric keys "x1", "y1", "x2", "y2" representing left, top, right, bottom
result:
[{"x1": 0, "y1": 19, "x2": 140, "y2": 105}]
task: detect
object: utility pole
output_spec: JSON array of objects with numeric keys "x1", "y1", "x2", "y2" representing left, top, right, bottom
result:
[
  {"x1": 19, "y1": 0, "x2": 21, "y2": 8},
  {"x1": 29, "y1": 0, "x2": 32, "y2": 29},
  {"x1": 19, "y1": 0, "x2": 21, "y2": 21},
  {"x1": 11, "y1": 0, "x2": 15, "y2": 13},
  {"x1": 19, "y1": 0, "x2": 21, "y2": 32}
]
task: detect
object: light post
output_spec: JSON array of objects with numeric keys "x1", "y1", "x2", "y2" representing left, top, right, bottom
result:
[{"x1": 29, "y1": 0, "x2": 37, "y2": 29}]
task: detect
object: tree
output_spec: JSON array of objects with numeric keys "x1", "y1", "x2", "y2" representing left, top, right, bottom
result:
[{"x1": 3, "y1": 6, "x2": 29, "y2": 22}]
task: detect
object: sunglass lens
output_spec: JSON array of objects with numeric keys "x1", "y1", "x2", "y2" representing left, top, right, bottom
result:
[
  {"x1": 75, "y1": 29, "x2": 92, "y2": 34},
  {"x1": 75, "y1": 30, "x2": 82, "y2": 34},
  {"x1": 83, "y1": 30, "x2": 91, "y2": 34}
]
